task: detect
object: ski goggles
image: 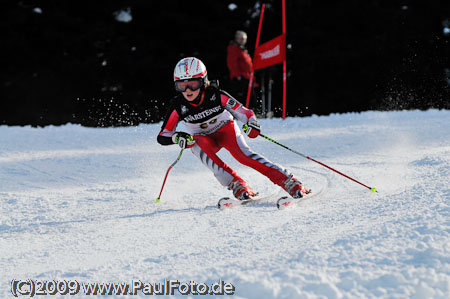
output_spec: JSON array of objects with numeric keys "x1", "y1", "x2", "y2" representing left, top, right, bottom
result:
[{"x1": 174, "y1": 79, "x2": 203, "y2": 92}]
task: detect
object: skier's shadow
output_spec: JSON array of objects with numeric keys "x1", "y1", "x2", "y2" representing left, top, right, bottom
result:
[
  {"x1": 119, "y1": 201, "x2": 277, "y2": 219},
  {"x1": 119, "y1": 205, "x2": 219, "y2": 219}
]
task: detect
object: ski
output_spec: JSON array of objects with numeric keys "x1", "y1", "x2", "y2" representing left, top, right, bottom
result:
[
  {"x1": 276, "y1": 190, "x2": 313, "y2": 210},
  {"x1": 218, "y1": 189, "x2": 314, "y2": 210},
  {"x1": 217, "y1": 195, "x2": 264, "y2": 210},
  {"x1": 276, "y1": 196, "x2": 299, "y2": 209}
]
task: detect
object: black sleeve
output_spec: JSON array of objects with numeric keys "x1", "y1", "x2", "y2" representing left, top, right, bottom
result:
[
  {"x1": 156, "y1": 96, "x2": 179, "y2": 146},
  {"x1": 157, "y1": 135, "x2": 174, "y2": 146}
]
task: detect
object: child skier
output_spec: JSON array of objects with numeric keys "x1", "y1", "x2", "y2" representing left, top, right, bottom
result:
[{"x1": 157, "y1": 57, "x2": 309, "y2": 200}]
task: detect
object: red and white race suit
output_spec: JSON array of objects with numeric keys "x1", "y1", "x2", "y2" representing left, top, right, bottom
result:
[{"x1": 157, "y1": 86, "x2": 290, "y2": 189}]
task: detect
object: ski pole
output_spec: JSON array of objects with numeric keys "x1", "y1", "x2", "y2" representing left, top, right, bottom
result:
[
  {"x1": 155, "y1": 148, "x2": 184, "y2": 202},
  {"x1": 259, "y1": 133, "x2": 377, "y2": 193}
]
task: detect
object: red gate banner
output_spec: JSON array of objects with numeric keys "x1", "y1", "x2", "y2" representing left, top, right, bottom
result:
[{"x1": 253, "y1": 34, "x2": 285, "y2": 70}]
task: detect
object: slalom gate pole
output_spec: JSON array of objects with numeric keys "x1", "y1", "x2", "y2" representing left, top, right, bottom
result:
[
  {"x1": 245, "y1": 3, "x2": 265, "y2": 108},
  {"x1": 259, "y1": 133, "x2": 378, "y2": 193},
  {"x1": 155, "y1": 148, "x2": 184, "y2": 202}
]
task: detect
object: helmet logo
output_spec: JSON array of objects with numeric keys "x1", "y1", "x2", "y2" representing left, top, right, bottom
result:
[
  {"x1": 185, "y1": 58, "x2": 190, "y2": 75},
  {"x1": 177, "y1": 60, "x2": 187, "y2": 75}
]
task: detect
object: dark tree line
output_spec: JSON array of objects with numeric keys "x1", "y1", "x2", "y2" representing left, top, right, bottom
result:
[{"x1": 1, "y1": 0, "x2": 449, "y2": 127}]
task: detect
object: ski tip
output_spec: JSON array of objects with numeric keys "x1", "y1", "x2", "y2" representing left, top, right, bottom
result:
[
  {"x1": 155, "y1": 197, "x2": 161, "y2": 203},
  {"x1": 218, "y1": 197, "x2": 231, "y2": 210},
  {"x1": 276, "y1": 196, "x2": 289, "y2": 210}
]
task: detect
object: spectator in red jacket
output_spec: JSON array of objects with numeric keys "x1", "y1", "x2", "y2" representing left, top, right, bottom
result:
[
  {"x1": 227, "y1": 31, "x2": 255, "y2": 105},
  {"x1": 227, "y1": 31, "x2": 253, "y2": 81}
]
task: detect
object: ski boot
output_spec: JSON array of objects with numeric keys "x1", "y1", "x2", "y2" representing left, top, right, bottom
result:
[
  {"x1": 283, "y1": 174, "x2": 311, "y2": 198},
  {"x1": 228, "y1": 177, "x2": 256, "y2": 200}
]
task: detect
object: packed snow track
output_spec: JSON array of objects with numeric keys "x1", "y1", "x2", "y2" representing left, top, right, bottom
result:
[{"x1": 1, "y1": 110, "x2": 449, "y2": 298}]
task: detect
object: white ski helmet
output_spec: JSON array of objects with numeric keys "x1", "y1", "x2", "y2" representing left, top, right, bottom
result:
[{"x1": 173, "y1": 57, "x2": 208, "y2": 82}]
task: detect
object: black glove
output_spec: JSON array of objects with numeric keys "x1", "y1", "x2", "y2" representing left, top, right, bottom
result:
[
  {"x1": 172, "y1": 132, "x2": 195, "y2": 149},
  {"x1": 243, "y1": 120, "x2": 261, "y2": 138}
]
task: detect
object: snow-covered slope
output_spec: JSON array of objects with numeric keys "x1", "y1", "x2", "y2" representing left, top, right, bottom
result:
[{"x1": 1, "y1": 110, "x2": 449, "y2": 298}]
